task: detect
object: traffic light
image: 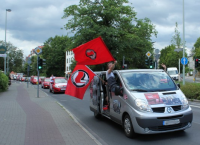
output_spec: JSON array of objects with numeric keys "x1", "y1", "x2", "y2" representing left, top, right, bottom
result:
[
  {"x1": 38, "y1": 57, "x2": 43, "y2": 70},
  {"x1": 122, "y1": 64, "x2": 127, "y2": 69},
  {"x1": 195, "y1": 58, "x2": 199, "y2": 68},
  {"x1": 145, "y1": 59, "x2": 149, "y2": 66},
  {"x1": 149, "y1": 59, "x2": 153, "y2": 69}
]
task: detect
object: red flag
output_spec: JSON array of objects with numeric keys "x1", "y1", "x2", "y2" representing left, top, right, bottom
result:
[
  {"x1": 72, "y1": 36, "x2": 115, "y2": 65},
  {"x1": 65, "y1": 65, "x2": 95, "y2": 100}
]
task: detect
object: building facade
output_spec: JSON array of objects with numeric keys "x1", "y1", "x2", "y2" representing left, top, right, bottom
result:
[{"x1": 65, "y1": 50, "x2": 74, "y2": 77}]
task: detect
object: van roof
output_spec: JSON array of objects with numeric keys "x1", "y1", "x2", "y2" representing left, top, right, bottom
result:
[
  {"x1": 94, "y1": 69, "x2": 165, "y2": 74},
  {"x1": 167, "y1": 67, "x2": 178, "y2": 70}
]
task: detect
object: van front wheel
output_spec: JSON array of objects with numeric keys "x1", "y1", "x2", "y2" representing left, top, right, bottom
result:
[
  {"x1": 123, "y1": 114, "x2": 136, "y2": 138},
  {"x1": 94, "y1": 111, "x2": 101, "y2": 119}
]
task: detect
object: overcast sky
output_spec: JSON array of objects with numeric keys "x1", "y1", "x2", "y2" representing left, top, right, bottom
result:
[{"x1": 1, "y1": 0, "x2": 200, "y2": 57}]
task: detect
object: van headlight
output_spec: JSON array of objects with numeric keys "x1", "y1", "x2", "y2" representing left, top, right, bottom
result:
[
  {"x1": 135, "y1": 99, "x2": 152, "y2": 112},
  {"x1": 181, "y1": 96, "x2": 189, "y2": 110}
]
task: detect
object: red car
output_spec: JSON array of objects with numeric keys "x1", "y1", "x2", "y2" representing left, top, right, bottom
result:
[
  {"x1": 49, "y1": 77, "x2": 67, "y2": 94},
  {"x1": 21, "y1": 77, "x2": 25, "y2": 82},
  {"x1": 31, "y1": 76, "x2": 39, "y2": 84},
  {"x1": 41, "y1": 78, "x2": 50, "y2": 89}
]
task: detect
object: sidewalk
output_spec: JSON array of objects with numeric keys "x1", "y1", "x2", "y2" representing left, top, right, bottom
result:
[{"x1": 0, "y1": 81, "x2": 100, "y2": 145}]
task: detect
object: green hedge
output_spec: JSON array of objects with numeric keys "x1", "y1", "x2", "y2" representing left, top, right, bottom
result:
[
  {"x1": 0, "y1": 72, "x2": 8, "y2": 92},
  {"x1": 180, "y1": 82, "x2": 200, "y2": 100}
]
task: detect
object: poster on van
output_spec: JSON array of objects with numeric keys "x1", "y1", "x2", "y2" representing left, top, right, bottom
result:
[
  {"x1": 144, "y1": 93, "x2": 182, "y2": 105},
  {"x1": 144, "y1": 93, "x2": 163, "y2": 105}
]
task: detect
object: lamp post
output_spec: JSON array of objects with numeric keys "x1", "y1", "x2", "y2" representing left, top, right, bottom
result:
[
  {"x1": 183, "y1": 0, "x2": 185, "y2": 85},
  {"x1": 5, "y1": 9, "x2": 11, "y2": 74}
]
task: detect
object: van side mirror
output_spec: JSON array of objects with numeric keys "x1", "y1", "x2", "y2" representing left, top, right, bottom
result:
[
  {"x1": 177, "y1": 83, "x2": 180, "y2": 88},
  {"x1": 115, "y1": 86, "x2": 123, "y2": 96}
]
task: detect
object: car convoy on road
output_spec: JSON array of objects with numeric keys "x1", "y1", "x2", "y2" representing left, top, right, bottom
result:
[{"x1": 11, "y1": 69, "x2": 193, "y2": 139}]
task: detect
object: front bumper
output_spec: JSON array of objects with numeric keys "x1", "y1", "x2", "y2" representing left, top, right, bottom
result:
[
  {"x1": 43, "y1": 84, "x2": 49, "y2": 88},
  {"x1": 53, "y1": 87, "x2": 66, "y2": 92},
  {"x1": 132, "y1": 108, "x2": 193, "y2": 134}
]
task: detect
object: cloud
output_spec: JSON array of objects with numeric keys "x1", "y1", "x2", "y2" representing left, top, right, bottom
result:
[{"x1": 0, "y1": 0, "x2": 200, "y2": 58}]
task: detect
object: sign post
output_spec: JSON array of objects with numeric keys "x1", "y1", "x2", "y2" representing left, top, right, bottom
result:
[
  {"x1": 27, "y1": 57, "x2": 32, "y2": 88},
  {"x1": 34, "y1": 47, "x2": 42, "y2": 98}
]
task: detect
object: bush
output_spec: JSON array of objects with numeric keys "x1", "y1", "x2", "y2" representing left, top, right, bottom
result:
[
  {"x1": 180, "y1": 82, "x2": 200, "y2": 100},
  {"x1": 0, "y1": 72, "x2": 8, "y2": 92}
]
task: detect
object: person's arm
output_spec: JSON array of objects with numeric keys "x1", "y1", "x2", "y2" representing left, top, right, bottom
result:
[{"x1": 107, "y1": 61, "x2": 117, "y2": 74}]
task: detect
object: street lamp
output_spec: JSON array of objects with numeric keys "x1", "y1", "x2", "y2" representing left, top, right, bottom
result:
[
  {"x1": 183, "y1": 0, "x2": 186, "y2": 85},
  {"x1": 5, "y1": 9, "x2": 11, "y2": 74}
]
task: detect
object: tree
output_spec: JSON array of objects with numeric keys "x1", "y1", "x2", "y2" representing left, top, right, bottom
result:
[
  {"x1": 171, "y1": 22, "x2": 183, "y2": 48},
  {"x1": 62, "y1": 0, "x2": 157, "y2": 70},
  {"x1": 0, "y1": 41, "x2": 24, "y2": 73},
  {"x1": 42, "y1": 35, "x2": 72, "y2": 77}
]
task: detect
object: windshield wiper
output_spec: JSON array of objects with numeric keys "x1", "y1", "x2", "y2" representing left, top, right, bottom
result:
[{"x1": 130, "y1": 89, "x2": 148, "y2": 92}]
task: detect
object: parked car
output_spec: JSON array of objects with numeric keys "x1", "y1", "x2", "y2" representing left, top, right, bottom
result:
[
  {"x1": 16, "y1": 75, "x2": 20, "y2": 81},
  {"x1": 21, "y1": 77, "x2": 25, "y2": 82},
  {"x1": 39, "y1": 76, "x2": 46, "y2": 84},
  {"x1": 49, "y1": 77, "x2": 67, "y2": 93},
  {"x1": 31, "y1": 76, "x2": 39, "y2": 84},
  {"x1": 25, "y1": 77, "x2": 30, "y2": 82},
  {"x1": 41, "y1": 78, "x2": 50, "y2": 89}
]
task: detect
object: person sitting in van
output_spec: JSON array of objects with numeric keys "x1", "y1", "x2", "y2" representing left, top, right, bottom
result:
[
  {"x1": 106, "y1": 61, "x2": 118, "y2": 96},
  {"x1": 161, "y1": 63, "x2": 167, "y2": 71}
]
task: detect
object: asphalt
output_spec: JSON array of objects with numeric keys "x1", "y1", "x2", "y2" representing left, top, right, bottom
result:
[{"x1": 0, "y1": 81, "x2": 101, "y2": 145}]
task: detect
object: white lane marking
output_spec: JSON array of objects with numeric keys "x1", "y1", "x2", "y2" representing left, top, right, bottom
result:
[
  {"x1": 190, "y1": 105, "x2": 200, "y2": 109},
  {"x1": 57, "y1": 102, "x2": 102, "y2": 145}
]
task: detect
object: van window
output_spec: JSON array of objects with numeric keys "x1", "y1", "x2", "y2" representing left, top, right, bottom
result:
[{"x1": 121, "y1": 71, "x2": 177, "y2": 92}]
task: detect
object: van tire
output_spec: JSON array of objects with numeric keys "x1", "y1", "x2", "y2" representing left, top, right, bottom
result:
[
  {"x1": 94, "y1": 111, "x2": 101, "y2": 119},
  {"x1": 123, "y1": 114, "x2": 136, "y2": 138}
]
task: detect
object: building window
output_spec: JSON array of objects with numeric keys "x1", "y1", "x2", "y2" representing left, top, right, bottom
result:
[{"x1": 67, "y1": 59, "x2": 68, "y2": 63}]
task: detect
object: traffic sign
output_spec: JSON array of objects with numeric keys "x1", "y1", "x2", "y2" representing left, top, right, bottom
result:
[
  {"x1": 181, "y1": 57, "x2": 188, "y2": 65},
  {"x1": 27, "y1": 57, "x2": 32, "y2": 64},
  {"x1": 0, "y1": 45, "x2": 6, "y2": 54},
  {"x1": 0, "y1": 54, "x2": 7, "y2": 57},
  {"x1": 34, "y1": 47, "x2": 42, "y2": 55},
  {"x1": 146, "y1": 51, "x2": 152, "y2": 58}
]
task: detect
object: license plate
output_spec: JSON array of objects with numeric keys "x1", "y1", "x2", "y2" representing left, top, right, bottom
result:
[
  {"x1": 61, "y1": 88, "x2": 66, "y2": 90},
  {"x1": 163, "y1": 119, "x2": 180, "y2": 126}
]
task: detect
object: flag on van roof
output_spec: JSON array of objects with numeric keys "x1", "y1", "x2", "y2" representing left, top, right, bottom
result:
[
  {"x1": 65, "y1": 65, "x2": 95, "y2": 100},
  {"x1": 72, "y1": 36, "x2": 115, "y2": 65}
]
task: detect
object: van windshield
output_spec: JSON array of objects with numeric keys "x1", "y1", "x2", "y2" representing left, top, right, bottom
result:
[
  {"x1": 167, "y1": 70, "x2": 178, "y2": 75},
  {"x1": 121, "y1": 71, "x2": 178, "y2": 92}
]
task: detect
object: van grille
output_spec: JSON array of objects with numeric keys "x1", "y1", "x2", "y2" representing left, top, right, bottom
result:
[
  {"x1": 152, "y1": 107, "x2": 165, "y2": 113},
  {"x1": 172, "y1": 105, "x2": 182, "y2": 111},
  {"x1": 149, "y1": 123, "x2": 188, "y2": 131},
  {"x1": 152, "y1": 105, "x2": 182, "y2": 113}
]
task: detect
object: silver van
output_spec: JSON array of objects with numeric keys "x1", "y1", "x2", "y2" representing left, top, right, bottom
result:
[{"x1": 90, "y1": 69, "x2": 193, "y2": 138}]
